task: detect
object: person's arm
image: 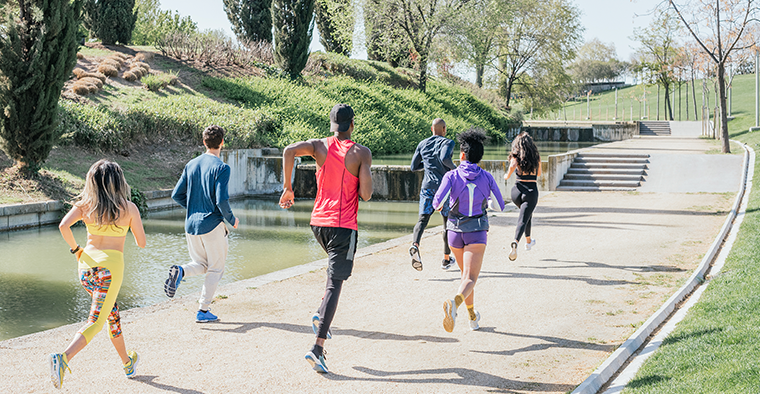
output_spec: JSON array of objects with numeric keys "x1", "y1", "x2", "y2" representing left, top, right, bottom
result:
[
  {"x1": 216, "y1": 165, "x2": 239, "y2": 228},
  {"x1": 171, "y1": 168, "x2": 188, "y2": 209},
  {"x1": 441, "y1": 140, "x2": 456, "y2": 171},
  {"x1": 279, "y1": 140, "x2": 318, "y2": 209},
  {"x1": 536, "y1": 155, "x2": 542, "y2": 177},
  {"x1": 505, "y1": 157, "x2": 517, "y2": 181},
  {"x1": 59, "y1": 205, "x2": 84, "y2": 260},
  {"x1": 358, "y1": 147, "x2": 373, "y2": 201},
  {"x1": 127, "y1": 202, "x2": 147, "y2": 248},
  {"x1": 433, "y1": 173, "x2": 453, "y2": 211},
  {"x1": 410, "y1": 145, "x2": 423, "y2": 171}
]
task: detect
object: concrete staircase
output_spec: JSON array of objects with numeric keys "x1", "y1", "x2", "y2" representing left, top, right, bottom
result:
[
  {"x1": 640, "y1": 121, "x2": 671, "y2": 136},
  {"x1": 557, "y1": 152, "x2": 649, "y2": 191}
]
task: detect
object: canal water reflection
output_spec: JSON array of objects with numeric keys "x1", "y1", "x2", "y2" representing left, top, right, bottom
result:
[{"x1": 0, "y1": 198, "x2": 419, "y2": 341}]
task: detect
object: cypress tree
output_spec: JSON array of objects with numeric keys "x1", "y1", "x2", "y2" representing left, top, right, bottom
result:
[
  {"x1": 314, "y1": 0, "x2": 352, "y2": 57},
  {"x1": 0, "y1": 0, "x2": 81, "y2": 175},
  {"x1": 272, "y1": 0, "x2": 314, "y2": 79},
  {"x1": 364, "y1": 2, "x2": 410, "y2": 68},
  {"x1": 223, "y1": 0, "x2": 273, "y2": 43},
  {"x1": 83, "y1": 0, "x2": 137, "y2": 45}
]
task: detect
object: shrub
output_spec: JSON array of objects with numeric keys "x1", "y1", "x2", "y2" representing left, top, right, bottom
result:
[
  {"x1": 129, "y1": 67, "x2": 144, "y2": 78},
  {"x1": 135, "y1": 52, "x2": 153, "y2": 62},
  {"x1": 79, "y1": 76, "x2": 103, "y2": 88},
  {"x1": 122, "y1": 71, "x2": 138, "y2": 81},
  {"x1": 71, "y1": 84, "x2": 91, "y2": 96},
  {"x1": 72, "y1": 68, "x2": 86, "y2": 78},
  {"x1": 76, "y1": 52, "x2": 85, "y2": 59},
  {"x1": 97, "y1": 64, "x2": 118, "y2": 77},
  {"x1": 81, "y1": 72, "x2": 106, "y2": 83},
  {"x1": 101, "y1": 59, "x2": 122, "y2": 69},
  {"x1": 83, "y1": 0, "x2": 137, "y2": 45},
  {"x1": 136, "y1": 61, "x2": 150, "y2": 71}
]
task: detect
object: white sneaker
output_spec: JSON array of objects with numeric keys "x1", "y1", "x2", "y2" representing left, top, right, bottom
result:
[
  {"x1": 443, "y1": 299, "x2": 457, "y2": 332},
  {"x1": 469, "y1": 310, "x2": 481, "y2": 331},
  {"x1": 525, "y1": 239, "x2": 536, "y2": 251},
  {"x1": 509, "y1": 242, "x2": 518, "y2": 261}
]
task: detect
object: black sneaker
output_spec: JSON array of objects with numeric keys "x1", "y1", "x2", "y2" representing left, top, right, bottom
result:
[{"x1": 441, "y1": 255, "x2": 456, "y2": 270}]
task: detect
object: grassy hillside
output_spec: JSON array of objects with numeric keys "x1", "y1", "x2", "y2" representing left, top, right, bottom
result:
[{"x1": 0, "y1": 46, "x2": 513, "y2": 205}]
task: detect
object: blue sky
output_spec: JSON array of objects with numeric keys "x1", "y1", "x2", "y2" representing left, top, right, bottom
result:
[{"x1": 159, "y1": 0, "x2": 661, "y2": 61}]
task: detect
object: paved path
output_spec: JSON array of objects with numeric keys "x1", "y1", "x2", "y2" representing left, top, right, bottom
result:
[{"x1": 0, "y1": 125, "x2": 744, "y2": 393}]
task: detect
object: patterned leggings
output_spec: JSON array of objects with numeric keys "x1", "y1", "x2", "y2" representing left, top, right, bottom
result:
[{"x1": 77, "y1": 267, "x2": 122, "y2": 341}]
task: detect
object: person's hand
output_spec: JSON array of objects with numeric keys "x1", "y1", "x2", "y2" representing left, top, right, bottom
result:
[
  {"x1": 504, "y1": 173, "x2": 510, "y2": 181},
  {"x1": 233, "y1": 217, "x2": 239, "y2": 229},
  {"x1": 279, "y1": 188, "x2": 294, "y2": 209}
]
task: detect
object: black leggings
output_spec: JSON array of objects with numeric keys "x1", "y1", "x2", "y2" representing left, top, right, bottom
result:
[
  {"x1": 511, "y1": 182, "x2": 539, "y2": 241},
  {"x1": 317, "y1": 277, "x2": 343, "y2": 340},
  {"x1": 412, "y1": 214, "x2": 451, "y2": 255}
]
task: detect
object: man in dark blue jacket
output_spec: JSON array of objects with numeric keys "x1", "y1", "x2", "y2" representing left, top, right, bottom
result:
[
  {"x1": 409, "y1": 118, "x2": 457, "y2": 271},
  {"x1": 165, "y1": 125, "x2": 239, "y2": 323}
]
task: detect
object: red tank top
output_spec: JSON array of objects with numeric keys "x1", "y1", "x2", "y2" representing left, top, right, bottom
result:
[{"x1": 310, "y1": 136, "x2": 360, "y2": 230}]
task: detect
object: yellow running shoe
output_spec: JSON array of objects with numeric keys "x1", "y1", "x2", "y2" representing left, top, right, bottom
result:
[
  {"x1": 123, "y1": 350, "x2": 139, "y2": 378},
  {"x1": 49, "y1": 353, "x2": 71, "y2": 389}
]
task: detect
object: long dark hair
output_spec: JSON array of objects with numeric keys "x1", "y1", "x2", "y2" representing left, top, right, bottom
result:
[{"x1": 510, "y1": 132, "x2": 540, "y2": 174}]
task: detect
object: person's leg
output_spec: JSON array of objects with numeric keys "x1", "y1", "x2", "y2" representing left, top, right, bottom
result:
[
  {"x1": 197, "y1": 223, "x2": 228, "y2": 311},
  {"x1": 412, "y1": 214, "x2": 431, "y2": 246},
  {"x1": 515, "y1": 186, "x2": 538, "y2": 242},
  {"x1": 182, "y1": 232, "x2": 209, "y2": 277},
  {"x1": 524, "y1": 187, "x2": 539, "y2": 244},
  {"x1": 316, "y1": 277, "x2": 343, "y2": 344},
  {"x1": 106, "y1": 302, "x2": 129, "y2": 364},
  {"x1": 441, "y1": 213, "x2": 451, "y2": 257},
  {"x1": 457, "y1": 243, "x2": 487, "y2": 303}
]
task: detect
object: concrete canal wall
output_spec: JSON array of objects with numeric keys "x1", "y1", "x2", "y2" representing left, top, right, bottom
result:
[{"x1": 510, "y1": 121, "x2": 639, "y2": 142}]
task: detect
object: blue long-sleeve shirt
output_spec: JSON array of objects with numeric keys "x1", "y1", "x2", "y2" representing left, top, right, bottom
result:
[
  {"x1": 172, "y1": 153, "x2": 236, "y2": 235},
  {"x1": 411, "y1": 135, "x2": 456, "y2": 190}
]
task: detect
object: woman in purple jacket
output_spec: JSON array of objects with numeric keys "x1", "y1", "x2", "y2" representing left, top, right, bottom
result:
[{"x1": 433, "y1": 128, "x2": 505, "y2": 332}]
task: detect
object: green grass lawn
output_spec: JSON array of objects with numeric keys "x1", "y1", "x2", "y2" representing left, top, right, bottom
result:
[{"x1": 613, "y1": 73, "x2": 760, "y2": 393}]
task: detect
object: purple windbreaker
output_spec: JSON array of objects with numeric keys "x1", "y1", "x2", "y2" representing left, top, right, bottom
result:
[{"x1": 433, "y1": 161, "x2": 505, "y2": 232}]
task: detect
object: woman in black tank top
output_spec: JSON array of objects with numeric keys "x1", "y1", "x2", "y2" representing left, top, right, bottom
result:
[{"x1": 505, "y1": 132, "x2": 541, "y2": 261}]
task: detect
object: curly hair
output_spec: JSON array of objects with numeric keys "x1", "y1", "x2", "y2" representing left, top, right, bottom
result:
[
  {"x1": 510, "y1": 132, "x2": 540, "y2": 175},
  {"x1": 458, "y1": 127, "x2": 488, "y2": 164}
]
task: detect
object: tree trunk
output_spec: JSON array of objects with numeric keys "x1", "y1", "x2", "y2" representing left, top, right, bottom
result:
[
  {"x1": 503, "y1": 76, "x2": 514, "y2": 109},
  {"x1": 475, "y1": 63, "x2": 484, "y2": 88},
  {"x1": 691, "y1": 73, "x2": 699, "y2": 121},
  {"x1": 418, "y1": 53, "x2": 428, "y2": 92},
  {"x1": 664, "y1": 83, "x2": 672, "y2": 120},
  {"x1": 717, "y1": 63, "x2": 730, "y2": 153}
]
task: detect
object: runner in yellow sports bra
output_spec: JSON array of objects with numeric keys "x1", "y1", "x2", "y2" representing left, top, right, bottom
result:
[{"x1": 49, "y1": 159, "x2": 146, "y2": 389}]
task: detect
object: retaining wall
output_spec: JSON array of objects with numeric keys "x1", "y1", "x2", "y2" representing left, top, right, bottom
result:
[
  {"x1": 509, "y1": 121, "x2": 639, "y2": 142},
  {"x1": 0, "y1": 201, "x2": 64, "y2": 232}
]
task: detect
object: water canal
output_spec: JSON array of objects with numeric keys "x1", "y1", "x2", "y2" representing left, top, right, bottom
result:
[{"x1": 0, "y1": 198, "x2": 419, "y2": 341}]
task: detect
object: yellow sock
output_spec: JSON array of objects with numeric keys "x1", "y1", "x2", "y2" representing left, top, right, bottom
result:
[
  {"x1": 454, "y1": 294, "x2": 464, "y2": 307},
  {"x1": 467, "y1": 305, "x2": 476, "y2": 320}
]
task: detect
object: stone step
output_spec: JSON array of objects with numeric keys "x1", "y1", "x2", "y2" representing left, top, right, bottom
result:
[
  {"x1": 575, "y1": 157, "x2": 649, "y2": 164},
  {"x1": 564, "y1": 174, "x2": 644, "y2": 181},
  {"x1": 571, "y1": 163, "x2": 648, "y2": 170},
  {"x1": 577, "y1": 152, "x2": 650, "y2": 159},
  {"x1": 559, "y1": 180, "x2": 641, "y2": 188},
  {"x1": 556, "y1": 186, "x2": 639, "y2": 192},
  {"x1": 567, "y1": 168, "x2": 646, "y2": 176}
]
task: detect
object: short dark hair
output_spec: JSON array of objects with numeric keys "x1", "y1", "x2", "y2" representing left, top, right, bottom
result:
[
  {"x1": 457, "y1": 127, "x2": 488, "y2": 164},
  {"x1": 203, "y1": 125, "x2": 225, "y2": 149}
]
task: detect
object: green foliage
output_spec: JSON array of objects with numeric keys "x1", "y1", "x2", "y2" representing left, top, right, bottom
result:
[
  {"x1": 308, "y1": 51, "x2": 416, "y2": 88},
  {"x1": 0, "y1": 0, "x2": 81, "y2": 174},
  {"x1": 83, "y1": 0, "x2": 138, "y2": 45},
  {"x1": 314, "y1": 0, "x2": 353, "y2": 56},
  {"x1": 142, "y1": 71, "x2": 178, "y2": 92},
  {"x1": 200, "y1": 73, "x2": 511, "y2": 155},
  {"x1": 272, "y1": 0, "x2": 315, "y2": 79},
  {"x1": 131, "y1": 0, "x2": 197, "y2": 46},
  {"x1": 570, "y1": 38, "x2": 628, "y2": 85},
  {"x1": 129, "y1": 187, "x2": 148, "y2": 217},
  {"x1": 364, "y1": 2, "x2": 411, "y2": 68},
  {"x1": 223, "y1": 0, "x2": 272, "y2": 43}
]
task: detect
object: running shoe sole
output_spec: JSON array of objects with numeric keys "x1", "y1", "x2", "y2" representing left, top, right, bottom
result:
[
  {"x1": 311, "y1": 313, "x2": 332, "y2": 339},
  {"x1": 410, "y1": 246, "x2": 422, "y2": 271},
  {"x1": 509, "y1": 242, "x2": 518, "y2": 261},
  {"x1": 164, "y1": 265, "x2": 182, "y2": 298},
  {"x1": 305, "y1": 351, "x2": 328, "y2": 373},
  {"x1": 443, "y1": 299, "x2": 457, "y2": 332}
]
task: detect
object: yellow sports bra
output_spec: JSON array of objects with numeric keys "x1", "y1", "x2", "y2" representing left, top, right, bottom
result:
[{"x1": 86, "y1": 223, "x2": 129, "y2": 237}]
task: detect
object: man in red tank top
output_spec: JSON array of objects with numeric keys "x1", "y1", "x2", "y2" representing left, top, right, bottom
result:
[{"x1": 279, "y1": 104, "x2": 373, "y2": 374}]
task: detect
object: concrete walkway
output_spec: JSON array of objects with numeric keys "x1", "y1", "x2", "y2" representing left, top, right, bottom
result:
[{"x1": 0, "y1": 126, "x2": 744, "y2": 393}]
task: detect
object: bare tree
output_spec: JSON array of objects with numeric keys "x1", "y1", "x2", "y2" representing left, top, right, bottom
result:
[{"x1": 669, "y1": 0, "x2": 758, "y2": 153}]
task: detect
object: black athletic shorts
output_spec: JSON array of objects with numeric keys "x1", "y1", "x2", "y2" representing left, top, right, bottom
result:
[{"x1": 311, "y1": 226, "x2": 357, "y2": 281}]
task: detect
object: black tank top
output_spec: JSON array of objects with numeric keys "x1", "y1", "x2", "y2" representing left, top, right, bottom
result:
[{"x1": 516, "y1": 173, "x2": 537, "y2": 181}]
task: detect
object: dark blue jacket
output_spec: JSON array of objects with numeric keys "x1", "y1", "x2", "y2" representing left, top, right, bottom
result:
[{"x1": 411, "y1": 135, "x2": 456, "y2": 190}]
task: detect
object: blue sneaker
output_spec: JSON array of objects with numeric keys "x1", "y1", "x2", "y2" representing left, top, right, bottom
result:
[
  {"x1": 305, "y1": 350, "x2": 328, "y2": 373},
  {"x1": 196, "y1": 310, "x2": 219, "y2": 323},
  {"x1": 164, "y1": 265, "x2": 184, "y2": 298},
  {"x1": 311, "y1": 312, "x2": 332, "y2": 339}
]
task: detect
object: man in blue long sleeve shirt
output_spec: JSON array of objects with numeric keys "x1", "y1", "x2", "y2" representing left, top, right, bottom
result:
[
  {"x1": 409, "y1": 118, "x2": 457, "y2": 271},
  {"x1": 164, "y1": 125, "x2": 239, "y2": 323}
]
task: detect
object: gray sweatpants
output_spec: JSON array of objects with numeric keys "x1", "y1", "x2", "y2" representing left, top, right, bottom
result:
[{"x1": 181, "y1": 222, "x2": 228, "y2": 310}]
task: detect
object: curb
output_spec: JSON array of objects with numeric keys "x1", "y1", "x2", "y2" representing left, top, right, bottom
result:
[{"x1": 571, "y1": 140, "x2": 753, "y2": 394}]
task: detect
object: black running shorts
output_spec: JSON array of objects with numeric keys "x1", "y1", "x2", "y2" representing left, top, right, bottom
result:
[{"x1": 311, "y1": 226, "x2": 357, "y2": 281}]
